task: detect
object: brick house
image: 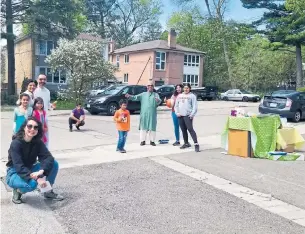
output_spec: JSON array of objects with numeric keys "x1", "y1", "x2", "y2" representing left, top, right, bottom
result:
[
  {"x1": 2, "y1": 33, "x2": 109, "y2": 93},
  {"x1": 109, "y1": 29, "x2": 205, "y2": 87}
]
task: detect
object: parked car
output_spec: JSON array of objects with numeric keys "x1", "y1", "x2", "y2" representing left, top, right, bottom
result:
[
  {"x1": 259, "y1": 90, "x2": 305, "y2": 122},
  {"x1": 221, "y1": 89, "x2": 260, "y2": 102},
  {"x1": 156, "y1": 85, "x2": 175, "y2": 104},
  {"x1": 192, "y1": 86, "x2": 218, "y2": 101},
  {"x1": 85, "y1": 85, "x2": 147, "y2": 115},
  {"x1": 86, "y1": 85, "x2": 109, "y2": 97}
]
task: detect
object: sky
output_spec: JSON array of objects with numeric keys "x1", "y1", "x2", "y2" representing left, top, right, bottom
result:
[{"x1": 159, "y1": 0, "x2": 266, "y2": 28}]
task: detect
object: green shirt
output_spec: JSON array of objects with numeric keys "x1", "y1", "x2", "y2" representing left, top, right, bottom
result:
[{"x1": 130, "y1": 92, "x2": 161, "y2": 131}]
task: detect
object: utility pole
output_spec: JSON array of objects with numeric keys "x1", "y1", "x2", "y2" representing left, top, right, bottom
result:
[{"x1": 6, "y1": 0, "x2": 16, "y2": 95}]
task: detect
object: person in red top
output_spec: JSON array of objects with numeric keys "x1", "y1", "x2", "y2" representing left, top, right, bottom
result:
[
  {"x1": 32, "y1": 97, "x2": 48, "y2": 146},
  {"x1": 165, "y1": 84, "x2": 184, "y2": 146},
  {"x1": 113, "y1": 100, "x2": 130, "y2": 153}
]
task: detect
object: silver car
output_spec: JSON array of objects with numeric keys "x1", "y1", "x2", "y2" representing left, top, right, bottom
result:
[{"x1": 221, "y1": 89, "x2": 260, "y2": 102}]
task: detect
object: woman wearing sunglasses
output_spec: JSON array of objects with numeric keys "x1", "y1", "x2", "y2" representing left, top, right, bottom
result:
[{"x1": 6, "y1": 117, "x2": 64, "y2": 204}]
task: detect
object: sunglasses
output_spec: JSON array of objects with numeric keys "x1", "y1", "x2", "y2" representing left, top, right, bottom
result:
[
  {"x1": 39, "y1": 79, "x2": 46, "y2": 81},
  {"x1": 26, "y1": 124, "x2": 39, "y2": 130}
]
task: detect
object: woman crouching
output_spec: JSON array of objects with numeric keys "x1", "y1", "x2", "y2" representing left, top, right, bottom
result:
[{"x1": 6, "y1": 117, "x2": 64, "y2": 204}]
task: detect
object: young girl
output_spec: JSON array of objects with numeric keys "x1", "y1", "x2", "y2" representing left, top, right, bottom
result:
[
  {"x1": 13, "y1": 93, "x2": 33, "y2": 134},
  {"x1": 32, "y1": 97, "x2": 48, "y2": 145},
  {"x1": 174, "y1": 83, "x2": 200, "y2": 152},
  {"x1": 167, "y1": 84, "x2": 184, "y2": 146}
]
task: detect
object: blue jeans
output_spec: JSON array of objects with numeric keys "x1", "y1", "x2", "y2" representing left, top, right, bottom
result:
[
  {"x1": 172, "y1": 112, "x2": 180, "y2": 142},
  {"x1": 6, "y1": 160, "x2": 59, "y2": 194},
  {"x1": 117, "y1": 131, "x2": 128, "y2": 150}
]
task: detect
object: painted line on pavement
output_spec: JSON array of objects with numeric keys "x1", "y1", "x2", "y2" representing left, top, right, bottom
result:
[{"x1": 151, "y1": 156, "x2": 305, "y2": 227}]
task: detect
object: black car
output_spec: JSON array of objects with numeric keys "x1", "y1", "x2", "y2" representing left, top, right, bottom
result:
[
  {"x1": 192, "y1": 86, "x2": 218, "y2": 101},
  {"x1": 156, "y1": 85, "x2": 175, "y2": 104},
  {"x1": 259, "y1": 90, "x2": 305, "y2": 122},
  {"x1": 85, "y1": 85, "x2": 147, "y2": 115}
]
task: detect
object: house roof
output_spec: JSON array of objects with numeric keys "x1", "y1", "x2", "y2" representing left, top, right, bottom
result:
[{"x1": 113, "y1": 40, "x2": 205, "y2": 54}]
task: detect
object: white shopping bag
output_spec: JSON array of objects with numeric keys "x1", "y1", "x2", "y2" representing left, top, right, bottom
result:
[{"x1": 38, "y1": 180, "x2": 52, "y2": 193}]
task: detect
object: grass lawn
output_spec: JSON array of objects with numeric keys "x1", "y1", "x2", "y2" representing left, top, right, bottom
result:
[{"x1": 1, "y1": 100, "x2": 77, "y2": 111}]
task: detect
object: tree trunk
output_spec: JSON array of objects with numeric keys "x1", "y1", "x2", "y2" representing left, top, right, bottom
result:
[
  {"x1": 204, "y1": 0, "x2": 213, "y2": 18},
  {"x1": 100, "y1": 11, "x2": 105, "y2": 38},
  {"x1": 296, "y1": 43, "x2": 303, "y2": 88},
  {"x1": 222, "y1": 39, "x2": 234, "y2": 88},
  {"x1": 6, "y1": 0, "x2": 15, "y2": 95}
]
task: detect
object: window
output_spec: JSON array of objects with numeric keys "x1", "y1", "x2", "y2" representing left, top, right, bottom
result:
[
  {"x1": 135, "y1": 86, "x2": 147, "y2": 95},
  {"x1": 38, "y1": 40, "x2": 54, "y2": 55},
  {"x1": 155, "y1": 51, "x2": 166, "y2": 70},
  {"x1": 123, "y1": 73, "x2": 128, "y2": 83},
  {"x1": 121, "y1": 87, "x2": 131, "y2": 95},
  {"x1": 164, "y1": 87, "x2": 174, "y2": 92},
  {"x1": 183, "y1": 74, "x2": 199, "y2": 87},
  {"x1": 124, "y1": 54, "x2": 129, "y2": 64},
  {"x1": 184, "y1": 54, "x2": 200, "y2": 67},
  {"x1": 39, "y1": 67, "x2": 66, "y2": 84},
  {"x1": 116, "y1": 55, "x2": 120, "y2": 67},
  {"x1": 298, "y1": 93, "x2": 305, "y2": 101}
]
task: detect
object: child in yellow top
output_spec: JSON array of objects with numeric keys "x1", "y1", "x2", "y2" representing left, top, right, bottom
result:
[{"x1": 113, "y1": 100, "x2": 130, "y2": 153}]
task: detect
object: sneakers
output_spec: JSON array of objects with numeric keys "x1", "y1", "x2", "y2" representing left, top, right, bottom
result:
[
  {"x1": 195, "y1": 144, "x2": 200, "y2": 152},
  {"x1": 173, "y1": 141, "x2": 180, "y2": 146},
  {"x1": 12, "y1": 189, "x2": 22, "y2": 204},
  {"x1": 44, "y1": 190, "x2": 64, "y2": 201},
  {"x1": 120, "y1": 149, "x2": 126, "y2": 153},
  {"x1": 140, "y1": 141, "x2": 145, "y2": 146},
  {"x1": 76, "y1": 125, "x2": 80, "y2": 130},
  {"x1": 180, "y1": 143, "x2": 191, "y2": 149},
  {"x1": 150, "y1": 141, "x2": 156, "y2": 146}
]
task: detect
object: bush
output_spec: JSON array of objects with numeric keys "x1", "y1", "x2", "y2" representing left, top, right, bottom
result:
[
  {"x1": 50, "y1": 90, "x2": 58, "y2": 101},
  {"x1": 1, "y1": 92, "x2": 19, "y2": 105},
  {"x1": 55, "y1": 100, "x2": 77, "y2": 110},
  {"x1": 297, "y1": 87, "x2": 305, "y2": 92}
]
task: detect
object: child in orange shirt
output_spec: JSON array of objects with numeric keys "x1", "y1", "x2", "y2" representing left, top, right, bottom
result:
[{"x1": 114, "y1": 100, "x2": 130, "y2": 153}]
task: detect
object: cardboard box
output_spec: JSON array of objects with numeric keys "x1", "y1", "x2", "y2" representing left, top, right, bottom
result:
[
  {"x1": 228, "y1": 129, "x2": 253, "y2": 158},
  {"x1": 282, "y1": 144, "x2": 295, "y2": 153}
]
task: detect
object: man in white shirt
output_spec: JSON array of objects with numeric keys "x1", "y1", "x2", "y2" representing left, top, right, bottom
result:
[
  {"x1": 34, "y1": 74, "x2": 51, "y2": 111},
  {"x1": 34, "y1": 74, "x2": 52, "y2": 148}
]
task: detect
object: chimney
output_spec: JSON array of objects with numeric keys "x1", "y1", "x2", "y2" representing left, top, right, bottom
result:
[
  {"x1": 168, "y1": 28, "x2": 177, "y2": 48},
  {"x1": 109, "y1": 41, "x2": 115, "y2": 53}
]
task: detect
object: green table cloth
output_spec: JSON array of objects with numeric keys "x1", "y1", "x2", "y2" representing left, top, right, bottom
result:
[{"x1": 221, "y1": 115, "x2": 281, "y2": 158}]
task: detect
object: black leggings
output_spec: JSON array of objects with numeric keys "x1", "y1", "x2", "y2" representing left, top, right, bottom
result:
[
  {"x1": 69, "y1": 117, "x2": 85, "y2": 128},
  {"x1": 178, "y1": 116, "x2": 198, "y2": 144}
]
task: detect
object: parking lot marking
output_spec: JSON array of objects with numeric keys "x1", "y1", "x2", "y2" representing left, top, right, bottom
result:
[{"x1": 151, "y1": 156, "x2": 305, "y2": 227}]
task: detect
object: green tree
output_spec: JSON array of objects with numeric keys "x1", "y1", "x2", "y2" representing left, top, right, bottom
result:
[
  {"x1": 232, "y1": 36, "x2": 296, "y2": 92},
  {"x1": 46, "y1": 38, "x2": 117, "y2": 102},
  {"x1": 241, "y1": 0, "x2": 305, "y2": 87},
  {"x1": 85, "y1": 0, "x2": 116, "y2": 38},
  {"x1": 1, "y1": 0, "x2": 87, "y2": 95},
  {"x1": 166, "y1": 9, "x2": 255, "y2": 89},
  {"x1": 85, "y1": 0, "x2": 162, "y2": 47},
  {"x1": 139, "y1": 20, "x2": 162, "y2": 42}
]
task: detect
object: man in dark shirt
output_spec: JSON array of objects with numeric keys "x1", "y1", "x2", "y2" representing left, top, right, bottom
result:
[{"x1": 69, "y1": 103, "x2": 85, "y2": 132}]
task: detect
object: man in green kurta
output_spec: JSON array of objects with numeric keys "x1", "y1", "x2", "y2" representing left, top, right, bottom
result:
[{"x1": 126, "y1": 81, "x2": 161, "y2": 146}]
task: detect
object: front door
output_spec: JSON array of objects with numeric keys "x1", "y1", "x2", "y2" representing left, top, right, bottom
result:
[
  {"x1": 235, "y1": 91, "x2": 243, "y2": 101},
  {"x1": 226, "y1": 90, "x2": 234, "y2": 100}
]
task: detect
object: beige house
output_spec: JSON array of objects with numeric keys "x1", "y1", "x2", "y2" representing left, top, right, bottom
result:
[
  {"x1": 109, "y1": 29, "x2": 205, "y2": 87},
  {"x1": 2, "y1": 33, "x2": 108, "y2": 93}
]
